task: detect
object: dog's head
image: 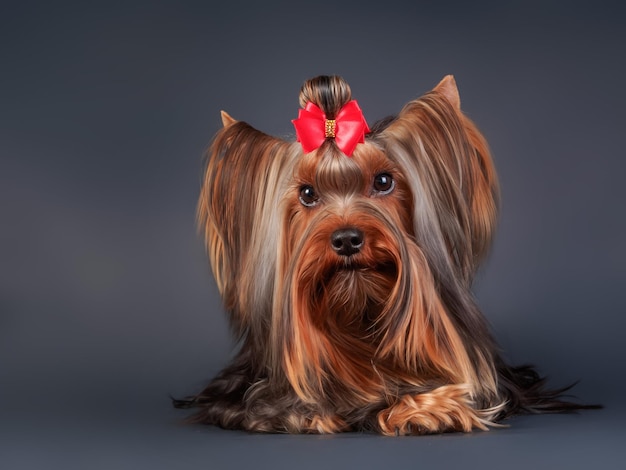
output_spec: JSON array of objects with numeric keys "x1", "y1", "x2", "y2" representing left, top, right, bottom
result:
[{"x1": 199, "y1": 75, "x2": 499, "y2": 404}]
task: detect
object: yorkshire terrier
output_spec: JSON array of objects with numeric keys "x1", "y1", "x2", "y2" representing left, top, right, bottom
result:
[{"x1": 174, "y1": 75, "x2": 596, "y2": 434}]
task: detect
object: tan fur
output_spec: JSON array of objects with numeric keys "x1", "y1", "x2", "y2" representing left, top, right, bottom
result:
[
  {"x1": 377, "y1": 384, "x2": 500, "y2": 435},
  {"x1": 178, "y1": 75, "x2": 588, "y2": 434},
  {"x1": 220, "y1": 110, "x2": 236, "y2": 127},
  {"x1": 434, "y1": 75, "x2": 461, "y2": 110}
]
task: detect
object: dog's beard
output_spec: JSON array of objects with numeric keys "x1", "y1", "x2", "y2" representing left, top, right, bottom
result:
[
  {"x1": 321, "y1": 262, "x2": 397, "y2": 333},
  {"x1": 289, "y1": 209, "x2": 403, "y2": 341},
  {"x1": 280, "y1": 210, "x2": 423, "y2": 404},
  {"x1": 307, "y1": 253, "x2": 397, "y2": 335}
]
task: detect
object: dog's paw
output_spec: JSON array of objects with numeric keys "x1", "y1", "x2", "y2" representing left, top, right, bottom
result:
[{"x1": 377, "y1": 384, "x2": 499, "y2": 435}]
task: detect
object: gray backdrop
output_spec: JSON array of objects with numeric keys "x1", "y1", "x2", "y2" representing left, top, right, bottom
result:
[{"x1": 1, "y1": 1, "x2": 625, "y2": 469}]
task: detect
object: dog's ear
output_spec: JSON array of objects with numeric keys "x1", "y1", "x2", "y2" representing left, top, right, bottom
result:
[
  {"x1": 379, "y1": 77, "x2": 498, "y2": 282},
  {"x1": 433, "y1": 75, "x2": 461, "y2": 110},
  {"x1": 198, "y1": 119, "x2": 296, "y2": 333},
  {"x1": 220, "y1": 110, "x2": 237, "y2": 127}
]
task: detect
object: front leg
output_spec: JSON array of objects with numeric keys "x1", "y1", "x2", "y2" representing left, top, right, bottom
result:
[{"x1": 377, "y1": 384, "x2": 500, "y2": 435}]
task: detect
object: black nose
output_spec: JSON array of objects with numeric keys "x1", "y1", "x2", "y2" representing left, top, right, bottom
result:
[{"x1": 331, "y1": 228, "x2": 364, "y2": 257}]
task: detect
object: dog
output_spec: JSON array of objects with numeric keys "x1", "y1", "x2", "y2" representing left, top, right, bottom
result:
[{"x1": 174, "y1": 75, "x2": 596, "y2": 434}]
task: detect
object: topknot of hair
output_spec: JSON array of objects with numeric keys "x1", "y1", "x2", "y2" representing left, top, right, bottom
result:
[{"x1": 298, "y1": 75, "x2": 352, "y2": 119}]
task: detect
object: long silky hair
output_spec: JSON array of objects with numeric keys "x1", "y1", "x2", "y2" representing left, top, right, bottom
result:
[{"x1": 175, "y1": 75, "x2": 597, "y2": 433}]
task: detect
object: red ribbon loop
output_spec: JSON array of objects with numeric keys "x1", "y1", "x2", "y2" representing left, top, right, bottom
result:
[{"x1": 292, "y1": 100, "x2": 370, "y2": 156}]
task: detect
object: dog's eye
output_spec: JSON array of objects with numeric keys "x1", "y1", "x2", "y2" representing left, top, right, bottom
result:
[
  {"x1": 373, "y1": 173, "x2": 395, "y2": 195},
  {"x1": 299, "y1": 185, "x2": 319, "y2": 207}
]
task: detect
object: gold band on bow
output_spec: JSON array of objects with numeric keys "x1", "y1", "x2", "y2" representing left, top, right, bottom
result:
[{"x1": 325, "y1": 119, "x2": 336, "y2": 138}]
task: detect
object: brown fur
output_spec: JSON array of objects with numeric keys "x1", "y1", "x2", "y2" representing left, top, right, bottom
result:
[{"x1": 174, "y1": 75, "x2": 598, "y2": 434}]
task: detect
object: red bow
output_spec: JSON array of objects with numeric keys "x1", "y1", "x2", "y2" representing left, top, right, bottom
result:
[{"x1": 292, "y1": 100, "x2": 370, "y2": 156}]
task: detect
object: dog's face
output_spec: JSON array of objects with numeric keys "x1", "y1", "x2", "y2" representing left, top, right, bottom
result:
[
  {"x1": 285, "y1": 143, "x2": 411, "y2": 335},
  {"x1": 280, "y1": 140, "x2": 448, "y2": 404}
]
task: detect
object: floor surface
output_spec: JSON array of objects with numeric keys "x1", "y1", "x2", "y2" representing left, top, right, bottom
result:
[{"x1": 2, "y1": 398, "x2": 623, "y2": 470}]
